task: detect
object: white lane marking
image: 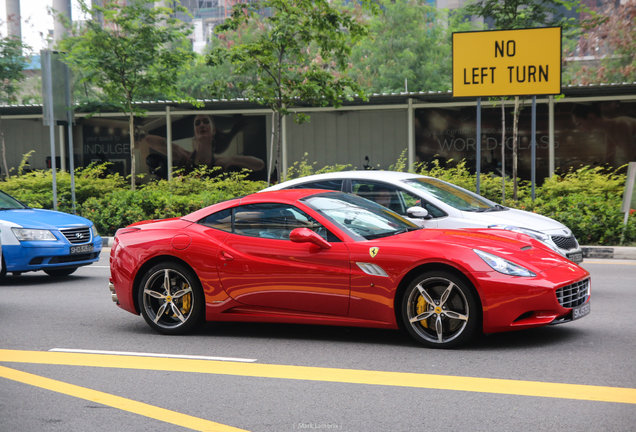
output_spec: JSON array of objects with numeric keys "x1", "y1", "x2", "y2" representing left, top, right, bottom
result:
[
  {"x1": 85, "y1": 266, "x2": 110, "y2": 268},
  {"x1": 49, "y1": 348, "x2": 257, "y2": 363}
]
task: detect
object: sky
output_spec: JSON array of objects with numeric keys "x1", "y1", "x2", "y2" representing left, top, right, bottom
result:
[{"x1": 0, "y1": 0, "x2": 88, "y2": 52}]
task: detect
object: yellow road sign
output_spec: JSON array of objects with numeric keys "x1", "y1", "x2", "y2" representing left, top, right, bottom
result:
[{"x1": 453, "y1": 27, "x2": 561, "y2": 97}]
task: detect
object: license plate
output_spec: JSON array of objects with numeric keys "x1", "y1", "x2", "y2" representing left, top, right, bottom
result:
[
  {"x1": 70, "y1": 243, "x2": 94, "y2": 254},
  {"x1": 567, "y1": 252, "x2": 583, "y2": 263},
  {"x1": 572, "y1": 301, "x2": 590, "y2": 320}
]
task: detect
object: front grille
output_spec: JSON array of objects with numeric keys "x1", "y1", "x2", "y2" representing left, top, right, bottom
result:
[
  {"x1": 550, "y1": 235, "x2": 578, "y2": 251},
  {"x1": 29, "y1": 257, "x2": 45, "y2": 265},
  {"x1": 49, "y1": 253, "x2": 99, "y2": 264},
  {"x1": 60, "y1": 227, "x2": 91, "y2": 244},
  {"x1": 556, "y1": 279, "x2": 590, "y2": 308}
]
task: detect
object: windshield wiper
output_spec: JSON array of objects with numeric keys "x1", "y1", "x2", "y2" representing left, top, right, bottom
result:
[{"x1": 392, "y1": 227, "x2": 421, "y2": 235}]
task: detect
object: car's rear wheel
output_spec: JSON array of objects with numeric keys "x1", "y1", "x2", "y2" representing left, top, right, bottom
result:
[
  {"x1": 44, "y1": 267, "x2": 78, "y2": 277},
  {"x1": 402, "y1": 271, "x2": 479, "y2": 349},
  {"x1": 138, "y1": 262, "x2": 205, "y2": 335}
]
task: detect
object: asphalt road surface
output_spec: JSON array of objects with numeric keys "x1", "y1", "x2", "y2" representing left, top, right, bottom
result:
[{"x1": 1, "y1": 254, "x2": 635, "y2": 432}]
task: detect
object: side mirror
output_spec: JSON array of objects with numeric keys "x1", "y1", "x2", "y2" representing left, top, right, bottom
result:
[
  {"x1": 407, "y1": 206, "x2": 430, "y2": 219},
  {"x1": 289, "y1": 227, "x2": 331, "y2": 249}
]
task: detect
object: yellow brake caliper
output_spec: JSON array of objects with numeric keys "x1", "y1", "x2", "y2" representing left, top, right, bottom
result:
[
  {"x1": 416, "y1": 296, "x2": 429, "y2": 328},
  {"x1": 180, "y1": 283, "x2": 192, "y2": 314}
]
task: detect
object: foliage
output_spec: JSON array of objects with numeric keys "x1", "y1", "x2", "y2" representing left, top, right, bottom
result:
[
  {"x1": 80, "y1": 167, "x2": 266, "y2": 235},
  {"x1": 462, "y1": 0, "x2": 589, "y2": 30},
  {"x1": 565, "y1": 0, "x2": 636, "y2": 85},
  {"x1": 0, "y1": 34, "x2": 30, "y2": 180},
  {"x1": 286, "y1": 153, "x2": 353, "y2": 179},
  {"x1": 57, "y1": 0, "x2": 196, "y2": 190},
  {"x1": 345, "y1": 0, "x2": 472, "y2": 93},
  {"x1": 207, "y1": 0, "x2": 376, "y2": 183},
  {"x1": 0, "y1": 35, "x2": 28, "y2": 104},
  {"x1": 3, "y1": 150, "x2": 634, "y2": 244}
]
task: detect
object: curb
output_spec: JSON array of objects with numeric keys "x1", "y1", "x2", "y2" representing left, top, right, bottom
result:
[
  {"x1": 582, "y1": 246, "x2": 636, "y2": 260},
  {"x1": 101, "y1": 237, "x2": 636, "y2": 260}
]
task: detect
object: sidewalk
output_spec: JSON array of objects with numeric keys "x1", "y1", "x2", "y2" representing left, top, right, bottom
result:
[{"x1": 99, "y1": 237, "x2": 636, "y2": 260}]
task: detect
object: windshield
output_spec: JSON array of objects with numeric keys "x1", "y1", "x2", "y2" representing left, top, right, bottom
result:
[
  {"x1": 302, "y1": 192, "x2": 419, "y2": 240},
  {"x1": 403, "y1": 178, "x2": 504, "y2": 212},
  {"x1": 0, "y1": 191, "x2": 28, "y2": 210}
]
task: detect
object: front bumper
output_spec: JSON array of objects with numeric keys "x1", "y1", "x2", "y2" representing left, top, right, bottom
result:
[
  {"x1": 479, "y1": 264, "x2": 590, "y2": 334},
  {"x1": 4, "y1": 236, "x2": 103, "y2": 273}
]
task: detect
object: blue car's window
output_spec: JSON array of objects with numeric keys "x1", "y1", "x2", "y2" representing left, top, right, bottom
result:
[{"x1": 0, "y1": 191, "x2": 27, "y2": 209}]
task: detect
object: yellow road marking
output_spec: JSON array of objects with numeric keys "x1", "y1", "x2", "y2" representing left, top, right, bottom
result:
[
  {"x1": 0, "y1": 365, "x2": 247, "y2": 432},
  {"x1": 2, "y1": 349, "x2": 635, "y2": 404}
]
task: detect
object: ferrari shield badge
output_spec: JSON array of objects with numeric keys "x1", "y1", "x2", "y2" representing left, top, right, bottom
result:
[{"x1": 369, "y1": 247, "x2": 379, "y2": 258}]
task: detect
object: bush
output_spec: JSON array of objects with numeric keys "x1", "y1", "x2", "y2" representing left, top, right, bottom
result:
[{"x1": 2, "y1": 152, "x2": 634, "y2": 244}]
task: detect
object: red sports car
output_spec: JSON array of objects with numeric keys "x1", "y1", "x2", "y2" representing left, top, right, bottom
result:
[{"x1": 109, "y1": 190, "x2": 591, "y2": 348}]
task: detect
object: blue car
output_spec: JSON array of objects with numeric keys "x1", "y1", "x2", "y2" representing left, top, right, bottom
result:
[{"x1": 0, "y1": 190, "x2": 102, "y2": 277}]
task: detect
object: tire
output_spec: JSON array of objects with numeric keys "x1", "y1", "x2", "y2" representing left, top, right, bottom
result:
[
  {"x1": 401, "y1": 271, "x2": 480, "y2": 349},
  {"x1": 44, "y1": 267, "x2": 78, "y2": 277},
  {"x1": 138, "y1": 262, "x2": 205, "y2": 335}
]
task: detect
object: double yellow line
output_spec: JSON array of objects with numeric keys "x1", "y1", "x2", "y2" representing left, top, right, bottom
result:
[{"x1": 1, "y1": 349, "x2": 635, "y2": 431}]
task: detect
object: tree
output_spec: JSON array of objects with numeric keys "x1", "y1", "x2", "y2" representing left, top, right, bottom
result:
[
  {"x1": 0, "y1": 33, "x2": 29, "y2": 179},
  {"x1": 58, "y1": 0, "x2": 195, "y2": 190},
  {"x1": 565, "y1": 0, "x2": 636, "y2": 85},
  {"x1": 346, "y1": 0, "x2": 472, "y2": 94},
  {"x1": 462, "y1": 0, "x2": 591, "y2": 200},
  {"x1": 207, "y1": 0, "x2": 376, "y2": 184}
]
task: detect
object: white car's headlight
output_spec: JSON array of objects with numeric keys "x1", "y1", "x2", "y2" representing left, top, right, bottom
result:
[
  {"x1": 488, "y1": 225, "x2": 558, "y2": 252},
  {"x1": 474, "y1": 249, "x2": 536, "y2": 277},
  {"x1": 12, "y1": 228, "x2": 57, "y2": 241},
  {"x1": 91, "y1": 225, "x2": 99, "y2": 237}
]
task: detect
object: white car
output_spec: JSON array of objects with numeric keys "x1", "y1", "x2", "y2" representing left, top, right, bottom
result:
[{"x1": 262, "y1": 171, "x2": 583, "y2": 263}]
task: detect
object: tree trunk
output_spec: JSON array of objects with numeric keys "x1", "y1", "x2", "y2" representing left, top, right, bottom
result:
[
  {"x1": 501, "y1": 97, "x2": 505, "y2": 203},
  {"x1": 267, "y1": 111, "x2": 276, "y2": 187},
  {"x1": 512, "y1": 96, "x2": 520, "y2": 201},
  {"x1": 276, "y1": 111, "x2": 282, "y2": 184},
  {"x1": 129, "y1": 113, "x2": 136, "y2": 191},
  {"x1": 0, "y1": 115, "x2": 9, "y2": 179}
]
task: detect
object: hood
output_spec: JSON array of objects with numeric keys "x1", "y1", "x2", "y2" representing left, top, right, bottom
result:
[
  {"x1": 0, "y1": 208, "x2": 93, "y2": 230},
  {"x1": 403, "y1": 228, "x2": 571, "y2": 273},
  {"x1": 461, "y1": 208, "x2": 570, "y2": 235}
]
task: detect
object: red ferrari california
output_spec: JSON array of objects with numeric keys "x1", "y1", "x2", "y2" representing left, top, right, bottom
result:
[{"x1": 109, "y1": 190, "x2": 591, "y2": 348}]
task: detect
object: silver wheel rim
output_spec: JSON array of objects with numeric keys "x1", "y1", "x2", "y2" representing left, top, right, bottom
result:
[
  {"x1": 142, "y1": 269, "x2": 194, "y2": 329},
  {"x1": 406, "y1": 277, "x2": 469, "y2": 344}
]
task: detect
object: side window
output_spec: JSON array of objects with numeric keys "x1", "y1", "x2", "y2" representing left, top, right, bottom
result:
[
  {"x1": 289, "y1": 179, "x2": 343, "y2": 191},
  {"x1": 417, "y1": 200, "x2": 447, "y2": 218},
  {"x1": 232, "y1": 203, "x2": 340, "y2": 242},
  {"x1": 352, "y1": 181, "x2": 412, "y2": 215},
  {"x1": 199, "y1": 208, "x2": 232, "y2": 232}
]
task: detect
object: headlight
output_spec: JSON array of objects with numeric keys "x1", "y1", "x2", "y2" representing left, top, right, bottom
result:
[
  {"x1": 474, "y1": 249, "x2": 536, "y2": 277},
  {"x1": 488, "y1": 225, "x2": 558, "y2": 252},
  {"x1": 12, "y1": 228, "x2": 57, "y2": 241},
  {"x1": 91, "y1": 225, "x2": 99, "y2": 237}
]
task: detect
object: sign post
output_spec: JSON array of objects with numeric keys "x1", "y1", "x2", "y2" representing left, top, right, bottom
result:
[{"x1": 452, "y1": 27, "x2": 561, "y2": 198}]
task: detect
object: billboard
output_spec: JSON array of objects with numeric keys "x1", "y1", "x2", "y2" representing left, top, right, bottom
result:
[
  {"x1": 83, "y1": 114, "x2": 268, "y2": 181},
  {"x1": 415, "y1": 101, "x2": 636, "y2": 182}
]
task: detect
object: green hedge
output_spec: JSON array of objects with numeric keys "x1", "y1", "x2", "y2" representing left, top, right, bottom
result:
[{"x1": 2, "y1": 153, "x2": 635, "y2": 245}]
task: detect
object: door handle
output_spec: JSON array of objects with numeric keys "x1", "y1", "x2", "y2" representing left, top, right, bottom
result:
[{"x1": 220, "y1": 251, "x2": 234, "y2": 261}]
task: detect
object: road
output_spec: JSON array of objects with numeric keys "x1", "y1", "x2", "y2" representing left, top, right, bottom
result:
[{"x1": 1, "y1": 254, "x2": 635, "y2": 432}]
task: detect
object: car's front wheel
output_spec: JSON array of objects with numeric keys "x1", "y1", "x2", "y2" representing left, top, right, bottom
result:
[
  {"x1": 138, "y1": 262, "x2": 205, "y2": 335},
  {"x1": 402, "y1": 271, "x2": 479, "y2": 349},
  {"x1": 44, "y1": 267, "x2": 78, "y2": 277}
]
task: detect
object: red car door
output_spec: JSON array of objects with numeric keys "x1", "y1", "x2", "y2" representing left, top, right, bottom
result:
[{"x1": 216, "y1": 205, "x2": 351, "y2": 316}]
